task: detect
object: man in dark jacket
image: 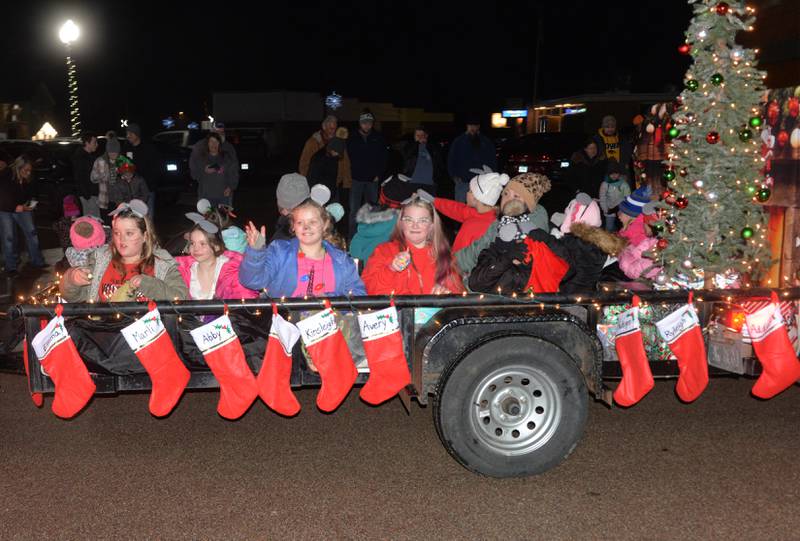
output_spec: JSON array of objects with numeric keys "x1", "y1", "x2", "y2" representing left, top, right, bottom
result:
[
  {"x1": 125, "y1": 123, "x2": 161, "y2": 219},
  {"x1": 399, "y1": 126, "x2": 444, "y2": 192},
  {"x1": 447, "y1": 119, "x2": 497, "y2": 203},
  {"x1": 347, "y1": 111, "x2": 388, "y2": 237},
  {"x1": 72, "y1": 133, "x2": 98, "y2": 216}
]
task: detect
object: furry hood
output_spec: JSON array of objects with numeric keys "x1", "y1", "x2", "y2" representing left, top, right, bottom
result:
[
  {"x1": 570, "y1": 222, "x2": 627, "y2": 256},
  {"x1": 356, "y1": 204, "x2": 398, "y2": 224}
]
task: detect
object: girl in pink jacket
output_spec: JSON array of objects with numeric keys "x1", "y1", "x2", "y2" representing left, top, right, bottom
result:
[{"x1": 175, "y1": 220, "x2": 258, "y2": 300}]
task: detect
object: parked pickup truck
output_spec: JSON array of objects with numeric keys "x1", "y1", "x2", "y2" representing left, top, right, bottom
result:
[{"x1": 11, "y1": 286, "x2": 792, "y2": 478}]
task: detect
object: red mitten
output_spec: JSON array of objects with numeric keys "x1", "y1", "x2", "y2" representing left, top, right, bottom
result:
[
  {"x1": 296, "y1": 301, "x2": 357, "y2": 412},
  {"x1": 655, "y1": 293, "x2": 708, "y2": 402},
  {"x1": 190, "y1": 314, "x2": 258, "y2": 419},
  {"x1": 121, "y1": 303, "x2": 190, "y2": 417},
  {"x1": 31, "y1": 304, "x2": 95, "y2": 418},
  {"x1": 613, "y1": 296, "x2": 654, "y2": 407},
  {"x1": 358, "y1": 304, "x2": 410, "y2": 405},
  {"x1": 745, "y1": 292, "x2": 800, "y2": 399},
  {"x1": 258, "y1": 305, "x2": 301, "y2": 416}
]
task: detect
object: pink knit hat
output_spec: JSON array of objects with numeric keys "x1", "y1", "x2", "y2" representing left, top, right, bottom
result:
[
  {"x1": 69, "y1": 216, "x2": 106, "y2": 250},
  {"x1": 560, "y1": 193, "x2": 602, "y2": 234}
]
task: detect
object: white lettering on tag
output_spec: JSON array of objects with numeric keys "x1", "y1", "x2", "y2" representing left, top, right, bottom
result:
[
  {"x1": 296, "y1": 309, "x2": 338, "y2": 347},
  {"x1": 656, "y1": 305, "x2": 699, "y2": 344}
]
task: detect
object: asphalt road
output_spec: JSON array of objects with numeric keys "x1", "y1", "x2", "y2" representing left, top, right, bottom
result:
[{"x1": 1, "y1": 372, "x2": 798, "y2": 540}]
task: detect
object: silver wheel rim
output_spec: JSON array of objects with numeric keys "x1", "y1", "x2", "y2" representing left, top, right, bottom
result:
[{"x1": 469, "y1": 364, "x2": 562, "y2": 457}]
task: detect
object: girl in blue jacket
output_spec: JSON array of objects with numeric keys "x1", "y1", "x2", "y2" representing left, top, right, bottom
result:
[{"x1": 239, "y1": 199, "x2": 366, "y2": 297}]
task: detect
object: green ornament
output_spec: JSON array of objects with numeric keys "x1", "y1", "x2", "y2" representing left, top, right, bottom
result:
[
  {"x1": 651, "y1": 223, "x2": 665, "y2": 234},
  {"x1": 663, "y1": 169, "x2": 676, "y2": 182},
  {"x1": 738, "y1": 128, "x2": 753, "y2": 142},
  {"x1": 746, "y1": 185, "x2": 757, "y2": 195},
  {"x1": 757, "y1": 188, "x2": 771, "y2": 202},
  {"x1": 686, "y1": 79, "x2": 699, "y2": 91},
  {"x1": 741, "y1": 227, "x2": 754, "y2": 240},
  {"x1": 668, "y1": 127, "x2": 680, "y2": 138},
  {"x1": 711, "y1": 73, "x2": 724, "y2": 86},
  {"x1": 749, "y1": 116, "x2": 763, "y2": 128}
]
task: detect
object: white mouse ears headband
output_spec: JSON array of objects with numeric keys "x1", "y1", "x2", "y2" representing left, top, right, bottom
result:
[{"x1": 109, "y1": 199, "x2": 149, "y2": 219}]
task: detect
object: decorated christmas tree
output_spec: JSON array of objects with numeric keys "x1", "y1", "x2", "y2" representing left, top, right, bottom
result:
[{"x1": 655, "y1": 0, "x2": 771, "y2": 288}]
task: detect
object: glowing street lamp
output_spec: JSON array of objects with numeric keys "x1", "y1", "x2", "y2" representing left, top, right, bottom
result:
[{"x1": 59, "y1": 20, "x2": 81, "y2": 136}]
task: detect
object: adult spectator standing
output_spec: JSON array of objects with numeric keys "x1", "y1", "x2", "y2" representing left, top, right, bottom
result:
[
  {"x1": 125, "y1": 123, "x2": 161, "y2": 219},
  {"x1": 190, "y1": 121, "x2": 239, "y2": 194},
  {"x1": 299, "y1": 115, "x2": 351, "y2": 205},
  {"x1": 400, "y1": 126, "x2": 444, "y2": 192},
  {"x1": 90, "y1": 131, "x2": 121, "y2": 223},
  {"x1": 193, "y1": 133, "x2": 239, "y2": 207},
  {"x1": 0, "y1": 156, "x2": 47, "y2": 276},
  {"x1": 447, "y1": 118, "x2": 497, "y2": 203},
  {"x1": 72, "y1": 133, "x2": 99, "y2": 217},
  {"x1": 347, "y1": 110, "x2": 388, "y2": 237},
  {"x1": 565, "y1": 139, "x2": 605, "y2": 199},
  {"x1": 592, "y1": 115, "x2": 621, "y2": 167}
]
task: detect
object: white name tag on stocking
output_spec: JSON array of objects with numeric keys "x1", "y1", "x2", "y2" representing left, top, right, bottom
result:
[
  {"x1": 655, "y1": 304, "x2": 699, "y2": 345},
  {"x1": 189, "y1": 314, "x2": 237, "y2": 355},
  {"x1": 270, "y1": 313, "x2": 301, "y2": 356},
  {"x1": 358, "y1": 306, "x2": 400, "y2": 342},
  {"x1": 613, "y1": 306, "x2": 640, "y2": 342},
  {"x1": 31, "y1": 315, "x2": 70, "y2": 361},
  {"x1": 296, "y1": 308, "x2": 339, "y2": 348},
  {"x1": 744, "y1": 303, "x2": 784, "y2": 342},
  {"x1": 120, "y1": 308, "x2": 166, "y2": 353}
]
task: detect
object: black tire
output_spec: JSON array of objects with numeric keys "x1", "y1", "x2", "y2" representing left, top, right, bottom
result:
[{"x1": 433, "y1": 335, "x2": 588, "y2": 478}]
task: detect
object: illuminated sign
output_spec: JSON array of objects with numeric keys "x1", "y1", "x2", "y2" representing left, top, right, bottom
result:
[
  {"x1": 491, "y1": 113, "x2": 507, "y2": 128},
  {"x1": 502, "y1": 109, "x2": 528, "y2": 118},
  {"x1": 564, "y1": 107, "x2": 587, "y2": 115}
]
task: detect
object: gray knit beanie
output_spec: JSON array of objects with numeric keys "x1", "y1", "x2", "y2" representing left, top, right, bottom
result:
[{"x1": 276, "y1": 173, "x2": 310, "y2": 210}]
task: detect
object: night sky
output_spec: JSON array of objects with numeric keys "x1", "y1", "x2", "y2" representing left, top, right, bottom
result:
[{"x1": 4, "y1": 1, "x2": 693, "y2": 134}]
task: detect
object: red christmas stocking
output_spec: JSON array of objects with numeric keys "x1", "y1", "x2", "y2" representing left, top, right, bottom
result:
[
  {"x1": 121, "y1": 303, "x2": 190, "y2": 417},
  {"x1": 31, "y1": 304, "x2": 95, "y2": 418},
  {"x1": 613, "y1": 296, "x2": 654, "y2": 407},
  {"x1": 296, "y1": 301, "x2": 357, "y2": 412},
  {"x1": 745, "y1": 291, "x2": 800, "y2": 399},
  {"x1": 357, "y1": 304, "x2": 410, "y2": 405},
  {"x1": 655, "y1": 292, "x2": 708, "y2": 402},
  {"x1": 258, "y1": 305, "x2": 301, "y2": 416},
  {"x1": 190, "y1": 314, "x2": 258, "y2": 419}
]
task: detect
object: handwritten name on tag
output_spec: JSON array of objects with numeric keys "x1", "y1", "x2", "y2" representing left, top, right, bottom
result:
[
  {"x1": 121, "y1": 308, "x2": 165, "y2": 352},
  {"x1": 656, "y1": 305, "x2": 699, "y2": 344},
  {"x1": 358, "y1": 306, "x2": 400, "y2": 342},
  {"x1": 189, "y1": 315, "x2": 237, "y2": 354},
  {"x1": 745, "y1": 303, "x2": 784, "y2": 342},
  {"x1": 296, "y1": 309, "x2": 339, "y2": 347},
  {"x1": 614, "y1": 307, "x2": 640, "y2": 339},
  {"x1": 31, "y1": 316, "x2": 70, "y2": 360}
]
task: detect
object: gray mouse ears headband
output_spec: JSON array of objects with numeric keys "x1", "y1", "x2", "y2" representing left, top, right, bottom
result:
[
  {"x1": 109, "y1": 199, "x2": 149, "y2": 219},
  {"x1": 185, "y1": 212, "x2": 220, "y2": 234}
]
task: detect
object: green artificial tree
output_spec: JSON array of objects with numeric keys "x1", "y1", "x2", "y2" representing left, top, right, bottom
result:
[{"x1": 654, "y1": 0, "x2": 771, "y2": 288}]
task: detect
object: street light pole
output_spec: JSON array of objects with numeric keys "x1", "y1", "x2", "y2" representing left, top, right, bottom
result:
[{"x1": 59, "y1": 20, "x2": 81, "y2": 136}]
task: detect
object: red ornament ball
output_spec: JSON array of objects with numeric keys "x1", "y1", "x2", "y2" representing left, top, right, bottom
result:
[
  {"x1": 675, "y1": 197, "x2": 689, "y2": 209},
  {"x1": 777, "y1": 130, "x2": 789, "y2": 147},
  {"x1": 706, "y1": 131, "x2": 720, "y2": 144},
  {"x1": 662, "y1": 190, "x2": 677, "y2": 205},
  {"x1": 715, "y1": 2, "x2": 729, "y2": 15},
  {"x1": 678, "y1": 43, "x2": 691, "y2": 55},
  {"x1": 656, "y1": 239, "x2": 669, "y2": 250}
]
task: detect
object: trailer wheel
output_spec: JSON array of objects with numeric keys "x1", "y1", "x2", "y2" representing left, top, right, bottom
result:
[{"x1": 433, "y1": 335, "x2": 587, "y2": 478}]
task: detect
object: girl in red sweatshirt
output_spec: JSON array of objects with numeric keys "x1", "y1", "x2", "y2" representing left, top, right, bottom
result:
[{"x1": 362, "y1": 196, "x2": 464, "y2": 295}]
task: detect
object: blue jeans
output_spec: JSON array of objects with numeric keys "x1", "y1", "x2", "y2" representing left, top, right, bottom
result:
[
  {"x1": 0, "y1": 211, "x2": 45, "y2": 271},
  {"x1": 349, "y1": 180, "x2": 379, "y2": 237},
  {"x1": 454, "y1": 179, "x2": 469, "y2": 203}
]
